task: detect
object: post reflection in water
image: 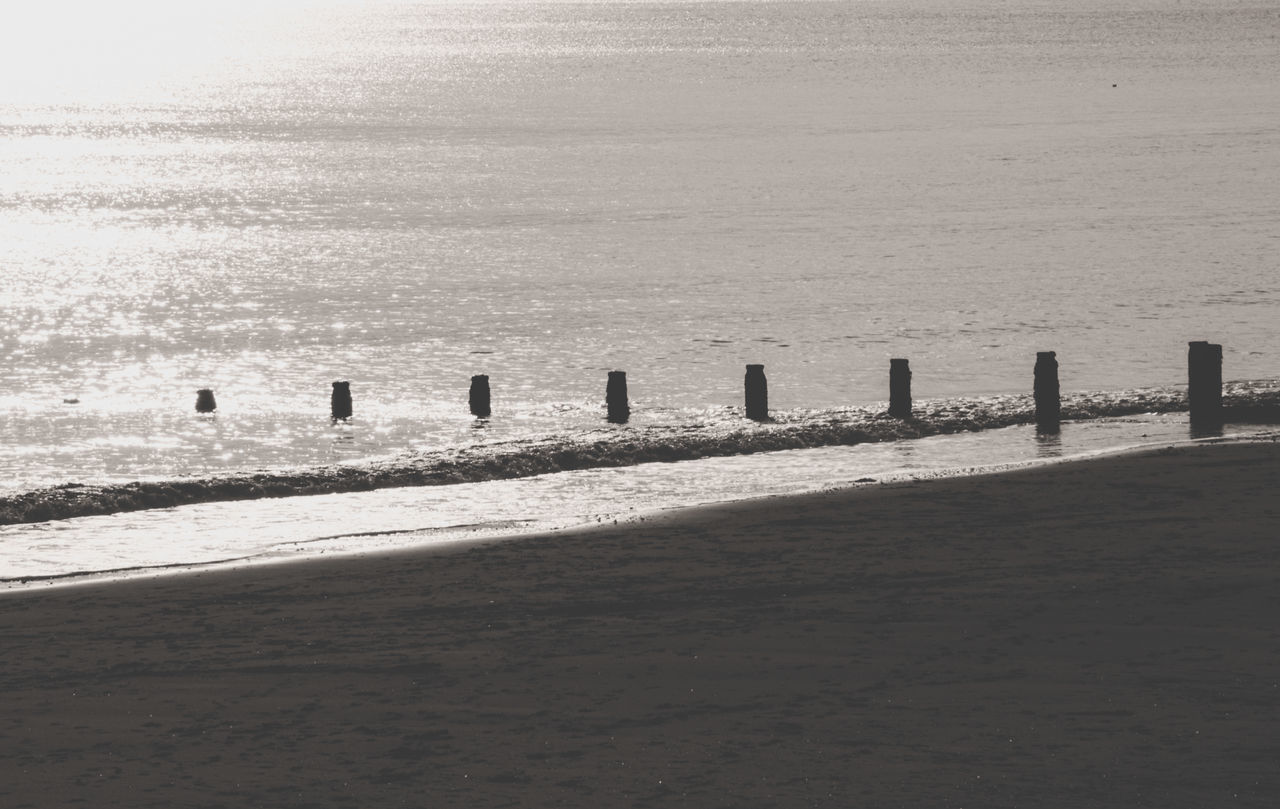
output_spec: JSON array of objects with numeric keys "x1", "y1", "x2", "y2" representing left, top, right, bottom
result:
[
  {"x1": 330, "y1": 424, "x2": 356, "y2": 445},
  {"x1": 1189, "y1": 422, "x2": 1225, "y2": 440},
  {"x1": 1034, "y1": 428, "x2": 1063, "y2": 458}
]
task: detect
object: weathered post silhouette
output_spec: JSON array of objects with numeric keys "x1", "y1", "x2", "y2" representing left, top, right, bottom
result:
[
  {"x1": 469, "y1": 375, "x2": 491, "y2": 418},
  {"x1": 331, "y1": 381, "x2": 352, "y2": 420},
  {"x1": 745, "y1": 364, "x2": 768, "y2": 421},
  {"x1": 888, "y1": 358, "x2": 912, "y2": 418},
  {"x1": 1034, "y1": 351, "x2": 1060, "y2": 432},
  {"x1": 1187, "y1": 341, "x2": 1223, "y2": 426},
  {"x1": 606, "y1": 371, "x2": 629, "y2": 423},
  {"x1": 195, "y1": 388, "x2": 217, "y2": 413}
]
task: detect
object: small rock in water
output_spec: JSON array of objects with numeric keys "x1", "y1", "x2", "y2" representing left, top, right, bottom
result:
[
  {"x1": 855, "y1": 477, "x2": 876, "y2": 483},
  {"x1": 62, "y1": 398, "x2": 80, "y2": 405}
]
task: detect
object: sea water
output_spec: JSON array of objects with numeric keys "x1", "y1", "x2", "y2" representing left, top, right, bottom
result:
[{"x1": 1, "y1": 0, "x2": 1277, "y2": 579}]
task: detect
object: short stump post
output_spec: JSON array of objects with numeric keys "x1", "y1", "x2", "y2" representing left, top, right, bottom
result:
[
  {"x1": 195, "y1": 388, "x2": 217, "y2": 413},
  {"x1": 745, "y1": 364, "x2": 768, "y2": 421},
  {"x1": 888, "y1": 358, "x2": 912, "y2": 418},
  {"x1": 606, "y1": 371, "x2": 629, "y2": 423},
  {"x1": 470, "y1": 375, "x2": 491, "y2": 418},
  {"x1": 1034, "y1": 351, "x2": 1061, "y2": 432},
  {"x1": 1188, "y1": 341, "x2": 1223, "y2": 426},
  {"x1": 330, "y1": 381, "x2": 353, "y2": 421}
]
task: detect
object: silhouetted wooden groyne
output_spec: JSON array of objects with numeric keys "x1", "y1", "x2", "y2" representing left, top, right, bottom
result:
[
  {"x1": 745, "y1": 364, "x2": 769, "y2": 421},
  {"x1": 1188, "y1": 341, "x2": 1223, "y2": 427},
  {"x1": 195, "y1": 389, "x2": 217, "y2": 413},
  {"x1": 469, "y1": 375, "x2": 491, "y2": 419},
  {"x1": 8, "y1": 370, "x2": 1278, "y2": 527},
  {"x1": 331, "y1": 381, "x2": 353, "y2": 421},
  {"x1": 185, "y1": 340, "x2": 1266, "y2": 430},
  {"x1": 606, "y1": 371, "x2": 630, "y2": 424},
  {"x1": 888, "y1": 358, "x2": 912, "y2": 418},
  {"x1": 1034, "y1": 351, "x2": 1061, "y2": 433}
]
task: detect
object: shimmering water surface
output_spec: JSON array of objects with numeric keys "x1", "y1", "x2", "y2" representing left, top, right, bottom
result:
[
  {"x1": 3, "y1": 0, "x2": 1278, "y2": 487},
  {"x1": 0, "y1": 1, "x2": 1277, "y2": 577}
]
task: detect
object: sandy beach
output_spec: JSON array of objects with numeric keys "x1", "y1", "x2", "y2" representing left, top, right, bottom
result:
[{"x1": 2, "y1": 439, "x2": 1278, "y2": 808}]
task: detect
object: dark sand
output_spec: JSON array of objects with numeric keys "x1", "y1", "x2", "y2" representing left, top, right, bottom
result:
[{"x1": 2, "y1": 440, "x2": 1278, "y2": 808}]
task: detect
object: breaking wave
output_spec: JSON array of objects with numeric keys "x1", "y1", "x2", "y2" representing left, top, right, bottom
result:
[{"x1": 3, "y1": 381, "x2": 1277, "y2": 526}]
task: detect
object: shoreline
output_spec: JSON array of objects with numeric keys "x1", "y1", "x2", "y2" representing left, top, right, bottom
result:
[
  {"x1": 3, "y1": 379, "x2": 1278, "y2": 527},
  {"x1": 3, "y1": 439, "x2": 1279, "y2": 806},
  {"x1": 4, "y1": 424, "x2": 1276, "y2": 592}
]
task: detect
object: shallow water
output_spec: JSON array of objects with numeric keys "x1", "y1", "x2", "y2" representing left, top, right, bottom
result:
[{"x1": 3, "y1": 412, "x2": 1275, "y2": 588}]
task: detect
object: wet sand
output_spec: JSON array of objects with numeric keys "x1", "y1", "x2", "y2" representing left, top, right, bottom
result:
[{"x1": 2, "y1": 439, "x2": 1278, "y2": 808}]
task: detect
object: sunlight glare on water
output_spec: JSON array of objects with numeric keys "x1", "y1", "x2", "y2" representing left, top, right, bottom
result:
[
  {"x1": 1, "y1": 0, "x2": 1277, "y2": 495},
  {"x1": 0, "y1": 2, "x2": 317, "y2": 105}
]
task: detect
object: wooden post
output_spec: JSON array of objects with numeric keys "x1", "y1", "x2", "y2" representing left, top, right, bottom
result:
[
  {"x1": 469, "y1": 375, "x2": 491, "y2": 418},
  {"x1": 888, "y1": 358, "x2": 912, "y2": 418},
  {"x1": 606, "y1": 371, "x2": 629, "y2": 423},
  {"x1": 331, "y1": 381, "x2": 353, "y2": 420},
  {"x1": 195, "y1": 388, "x2": 216, "y2": 413},
  {"x1": 1034, "y1": 351, "x2": 1060, "y2": 432},
  {"x1": 1188, "y1": 341, "x2": 1223, "y2": 426},
  {"x1": 745, "y1": 364, "x2": 768, "y2": 421}
]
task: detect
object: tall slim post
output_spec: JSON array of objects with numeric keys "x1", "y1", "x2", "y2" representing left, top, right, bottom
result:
[
  {"x1": 745, "y1": 364, "x2": 768, "y2": 421},
  {"x1": 1188, "y1": 341, "x2": 1223, "y2": 426},
  {"x1": 1034, "y1": 351, "x2": 1060, "y2": 433},
  {"x1": 469, "y1": 375, "x2": 491, "y2": 418},
  {"x1": 331, "y1": 381, "x2": 353, "y2": 420},
  {"x1": 606, "y1": 371, "x2": 629, "y2": 423},
  {"x1": 888, "y1": 358, "x2": 912, "y2": 418},
  {"x1": 195, "y1": 388, "x2": 217, "y2": 413}
]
